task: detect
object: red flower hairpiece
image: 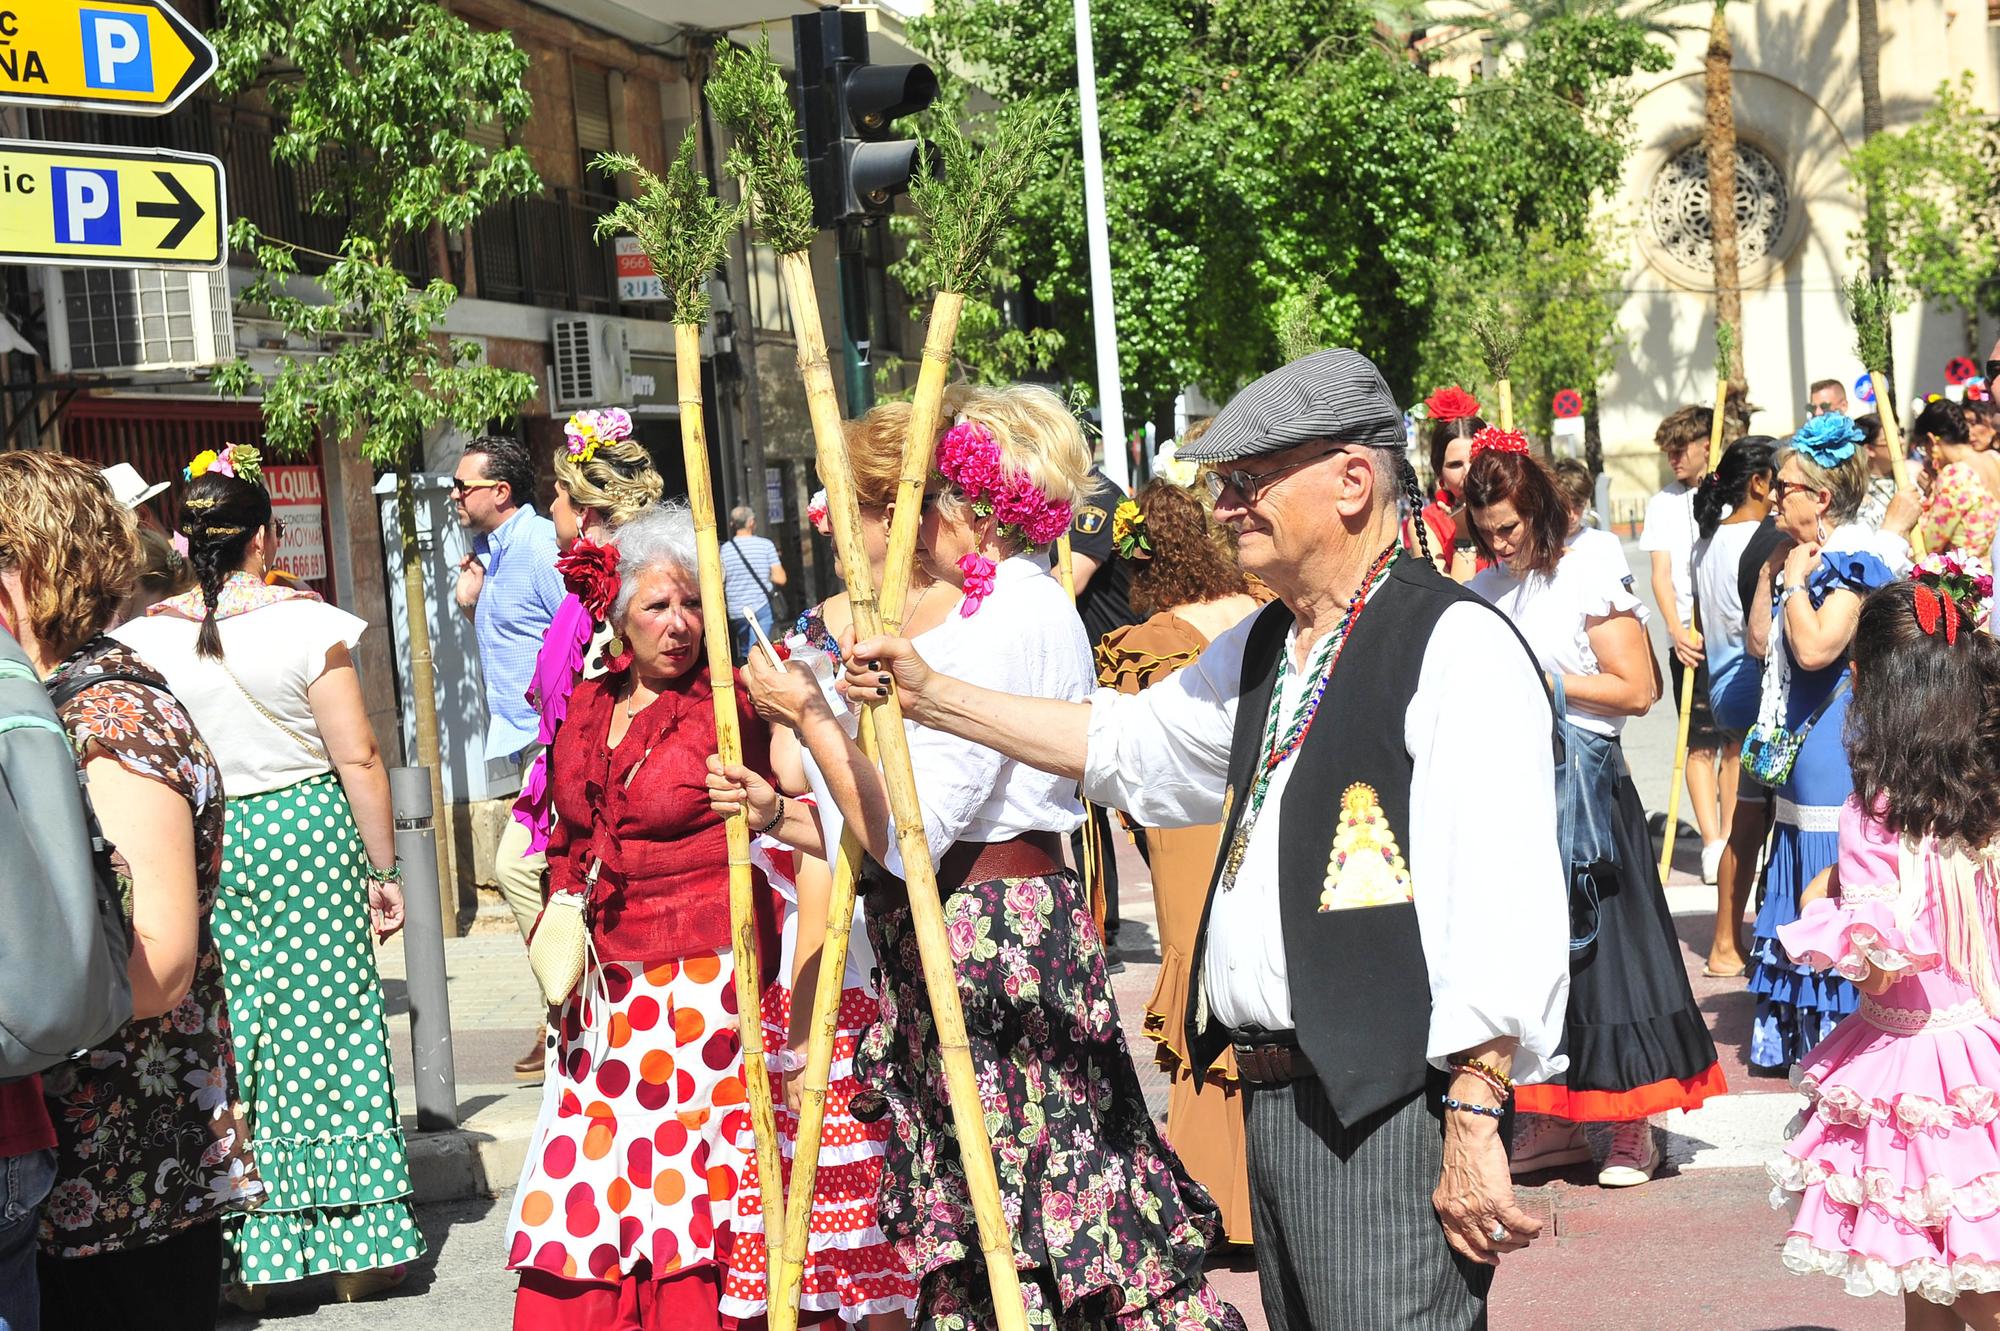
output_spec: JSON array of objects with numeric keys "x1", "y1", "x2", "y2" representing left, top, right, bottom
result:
[
  {"x1": 555, "y1": 537, "x2": 620, "y2": 621},
  {"x1": 1913, "y1": 581, "x2": 1962, "y2": 646},
  {"x1": 1468, "y1": 426, "x2": 1530, "y2": 459},
  {"x1": 1424, "y1": 386, "x2": 1481, "y2": 422}
]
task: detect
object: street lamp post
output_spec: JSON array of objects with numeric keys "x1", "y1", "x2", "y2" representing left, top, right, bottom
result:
[{"x1": 1073, "y1": 0, "x2": 1128, "y2": 491}]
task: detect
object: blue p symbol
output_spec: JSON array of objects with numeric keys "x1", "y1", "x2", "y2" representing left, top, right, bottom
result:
[
  {"x1": 79, "y1": 10, "x2": 153, "y2": 92},
  {"x1": 51, "y1": 168, "x2": 120, "y2": 246}
]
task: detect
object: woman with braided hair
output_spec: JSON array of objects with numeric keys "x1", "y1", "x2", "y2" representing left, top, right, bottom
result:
[{"x1": 115, "y1": 447, "x2": 422, "y2": 1309}]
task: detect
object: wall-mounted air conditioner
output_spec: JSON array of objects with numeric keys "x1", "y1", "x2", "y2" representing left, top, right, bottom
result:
[
  {"x1": 42, "y1": 267, "x2": 233, "y2": 375},
  {"x1": 549, "y1": 314, "x2": 633, "y2": 410}
]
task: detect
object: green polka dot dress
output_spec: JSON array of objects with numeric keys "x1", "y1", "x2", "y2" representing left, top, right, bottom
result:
[{"x1": 214, "y1": 773, "x2": 426, "y2": 1283}]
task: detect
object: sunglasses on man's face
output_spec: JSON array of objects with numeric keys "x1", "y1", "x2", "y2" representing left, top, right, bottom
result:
[
  {"x1": 1806, "y1": 401, "x2": 1842, "y2": 416},
  {"x1": 1202, "y1": 445, "x2": 1355, "y2": 504},
  {"x1": 450, "y1": 477, "x2": 503, "y2": 497}
]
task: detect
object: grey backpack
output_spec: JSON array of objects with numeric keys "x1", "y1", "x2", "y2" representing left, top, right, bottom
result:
[{"x1": 0, "y1": 629, "x2": 132, "y2": 1078}]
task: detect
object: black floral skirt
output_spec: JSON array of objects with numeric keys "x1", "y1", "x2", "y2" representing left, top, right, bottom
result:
[{"x1": 855, "y1": 868, "x2": 1244, "y2": 1331}]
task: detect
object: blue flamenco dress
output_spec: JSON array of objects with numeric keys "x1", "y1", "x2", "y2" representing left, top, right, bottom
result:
[{"x1": 1747, "y1": 532, "x2": 1905, "y2": 1071}]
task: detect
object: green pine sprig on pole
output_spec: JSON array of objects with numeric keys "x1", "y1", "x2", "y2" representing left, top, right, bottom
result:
[
  {"x1": 1713, "y1": 318, "x2": 1736, "y2": 385},
  {"x1": 1471, "y1": 302, "x2": 1522, "y2": 382},
  {"x1": 1277, "y1": 274, "x2": 1331, "y2": 364},
  {"x1": 910, "y1": 99, "x2": 1071, "y2": 296},
  {"x1": 707, "y1": 32, "x2": 816, "y2": 257},
  {"x1": 593, "y1": 136, "x2": 742, "y2": 328},
  {"x1": 1846, "y1": 272, "x2": 1900, "y2": 375}
]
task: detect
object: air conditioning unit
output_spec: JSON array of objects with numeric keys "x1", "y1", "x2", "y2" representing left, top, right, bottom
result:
[
  {"x1": 43, "y1": 267, "x2": 233, "y2": 375},
  {"x1": 549, "y1": 315, "x2": 633, "y2": 410}
]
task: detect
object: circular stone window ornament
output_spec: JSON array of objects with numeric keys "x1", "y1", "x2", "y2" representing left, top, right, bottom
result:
[{"x1": 1647, "y1": 140, "x2": 1790, "y2": 274}]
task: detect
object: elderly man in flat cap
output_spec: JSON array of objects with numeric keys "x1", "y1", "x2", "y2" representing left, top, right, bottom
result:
[{"x1": 838, "y1": 349, "x2": 1570, "y2": 1329}]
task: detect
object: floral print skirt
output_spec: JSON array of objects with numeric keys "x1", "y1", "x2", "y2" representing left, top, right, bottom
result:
[{"x1": 855, "y1": 868, "x2": 1243, "y2": 1331}]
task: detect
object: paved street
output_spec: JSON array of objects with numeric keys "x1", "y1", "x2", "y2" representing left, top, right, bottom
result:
[{"x1": 218, "y1": 538, "x2": 1897, "y2": 1329}]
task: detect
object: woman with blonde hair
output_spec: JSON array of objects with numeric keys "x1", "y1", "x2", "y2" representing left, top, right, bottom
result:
[
  {"x1": 1097, "y1": 478, "x2": 1261, "y2": 1242},
  {"x1": 723, "y1": 382, "x2": 1242, "y2": 1330},
  {"x1": 0, "y1": 451, "x2": 260, "y2": 1329},
  {"x1": 512, "y1": 409, "x2": 665, "y2": 855}
]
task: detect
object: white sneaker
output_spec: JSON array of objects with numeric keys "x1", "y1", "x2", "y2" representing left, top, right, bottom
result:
[
  {"x1": 1597, "y1": 1119, "x2": 1661, "y2": 1187},
  {"x1": 1700, "y1": 840, "x2": 1725, "y2": 885},
  {"x1": 1509, "y1": 1114, "x2": 1591, "y2": 1176}
]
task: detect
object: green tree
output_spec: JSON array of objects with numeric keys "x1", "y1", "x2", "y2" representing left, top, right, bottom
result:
[
  {"x1": 210, "y1": 0, "x2": 541, "y2": 866},
  {"x1": 1847, "y1": 76, "x2": 2000, "y2": 349}
]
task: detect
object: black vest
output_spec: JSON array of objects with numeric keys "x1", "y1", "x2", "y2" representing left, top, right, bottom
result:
[{"x1": 1182, "y1": 558, "x2": 1540, "y2": 1125}]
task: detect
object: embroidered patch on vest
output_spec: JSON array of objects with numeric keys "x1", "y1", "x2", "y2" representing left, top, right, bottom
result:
[{"x1": 1320, "y1": 782, "x2": 1414, "y2": 911}]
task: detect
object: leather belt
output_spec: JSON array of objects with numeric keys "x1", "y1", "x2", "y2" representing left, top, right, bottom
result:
[
  {"x1": 1231, "y1": 1029, "x2": 1313, "y2": 1086},
  {"x1": 863, "y1": 830, "x2": 1066, "y2": 902}
]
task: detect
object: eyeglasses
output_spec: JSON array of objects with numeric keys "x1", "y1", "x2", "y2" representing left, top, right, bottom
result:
[
  {"x1": 1806, "y1": 401, "x2": 1842, "y2": 416},
  {"x1": 1773, "y1": 478, "x2": 1821, "y2": 502},
  {"x1": 1203, "y1": 445, "x2": 1354, "y2": 504},
  {"x1": 450, "y1": 477, "x2": 503, "y2": 496}
]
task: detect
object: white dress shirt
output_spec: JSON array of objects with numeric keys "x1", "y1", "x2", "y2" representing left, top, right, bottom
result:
[{"x1": 1081, "y1": 598, "x2": 1569, "y2": 1086}]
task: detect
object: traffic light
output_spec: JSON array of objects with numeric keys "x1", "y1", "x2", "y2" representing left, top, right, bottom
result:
[{"x1": 792, "y1": 9, "x2": 939, "y2": 229}]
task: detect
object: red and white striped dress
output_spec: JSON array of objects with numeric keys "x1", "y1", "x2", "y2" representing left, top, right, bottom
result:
[{"x1": 718, "y1": 845, "x2": 917, "y2": 1323}]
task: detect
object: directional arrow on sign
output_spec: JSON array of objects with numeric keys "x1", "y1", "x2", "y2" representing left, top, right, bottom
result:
[
  {"x1": 0, "y1": 0, "x2": 218, "y2": 115},
  {"x1": 135, "y1": 170, "x2": 201, "y2": 247},
  {"x1": 0, "y1": 140, "x2": 226, "y2": 269}
]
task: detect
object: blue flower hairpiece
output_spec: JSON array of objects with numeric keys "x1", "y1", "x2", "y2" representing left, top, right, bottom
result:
[{"x1": 1791, "y1": 411, "x2": 1863, "y2": 467}]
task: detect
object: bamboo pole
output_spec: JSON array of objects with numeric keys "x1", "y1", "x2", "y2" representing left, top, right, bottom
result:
[
  {"x1": 770, "y1": 294, "x2": 964, "y2": 1331},
  {"x1": 1497, "y1": 379, "x2": 1515, "y2": 434},
  {"x1": 1873, "y1": 373, "x2": 1926, "y2": 558},
  {"x1": 779, "y1": 250, "x2": 1029, "y2": 1331},
  {"x1": 676, "y1": 325, "x2": 788, "y2": 1288}
]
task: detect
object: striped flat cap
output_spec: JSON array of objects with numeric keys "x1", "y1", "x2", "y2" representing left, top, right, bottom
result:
[{"x1": 1179, "y1": 348, "x2": 1406, "y2": 463}]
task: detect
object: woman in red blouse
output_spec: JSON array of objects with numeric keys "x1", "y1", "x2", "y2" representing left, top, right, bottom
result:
[{"x1": 504, "y1": 501, "x2": 780, "y2": 1331}]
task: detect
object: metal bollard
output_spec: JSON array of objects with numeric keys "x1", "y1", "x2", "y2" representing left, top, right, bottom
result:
[{"x1": 391, "y1": 766, "x2": 458, "y2": 1131}]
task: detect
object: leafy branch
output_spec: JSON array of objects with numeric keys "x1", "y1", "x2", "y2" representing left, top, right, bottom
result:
[
  {"x1": 1846, "y1": 272, "x2": 1902, "y2": 374},
  {"x1": 706, "y1": 32, "x2": 816, "y2": 256},
  {"x1": 1472, "y1": 302, "x2": 1523, "y2": 380},
  {"x1": 1712, "y1": 318, "x2": 1735, "y2": 385},
  {"x1": 909, "y1": 98, "x2": 1072, "y2": 295},
  {"x1": 593, "y1": 136, "x2": 743, "y2": 328}
]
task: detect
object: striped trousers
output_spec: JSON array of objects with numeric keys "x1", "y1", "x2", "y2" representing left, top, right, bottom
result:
[{"x1": 1244, "y1": 1079, "x2": 1492, "y2": 1330}]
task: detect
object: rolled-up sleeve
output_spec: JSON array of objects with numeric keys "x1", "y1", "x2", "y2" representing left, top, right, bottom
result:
[
  {"x1": 1080, "y1": 615, "x2": 1249, "y2": 829},
  {"x1": 1407, "y1": 603, "x2": 1570, "y2": 1085}
]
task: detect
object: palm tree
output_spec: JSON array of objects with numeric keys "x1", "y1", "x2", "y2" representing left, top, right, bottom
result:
[{"x1": 1703, "y1": 0, "x2": 1747, "y2": 422}]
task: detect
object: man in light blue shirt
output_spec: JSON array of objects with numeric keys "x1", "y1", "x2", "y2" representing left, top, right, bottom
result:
[{"x1": 453, "y1": 435, "x2": 565, "y2": 1081}]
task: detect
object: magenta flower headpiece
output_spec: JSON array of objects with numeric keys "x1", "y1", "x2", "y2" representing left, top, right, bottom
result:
[
  {"x1": 934, "y1": 420, "x2": 1072, "y2": 548},
  {"x1": 564, "y1": 408, "x2": 634, "y2": 463}
]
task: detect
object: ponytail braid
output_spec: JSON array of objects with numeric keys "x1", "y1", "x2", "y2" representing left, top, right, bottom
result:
[
  {"x1": 189, "y1": 539, "x2": 233, "y2": 658},
  {"x1": 180, "y1": 471, "x2": 272, "y2": 658},
  {"x1": 1394, "y1": 451, "x2": 1436, "y2": 566}
]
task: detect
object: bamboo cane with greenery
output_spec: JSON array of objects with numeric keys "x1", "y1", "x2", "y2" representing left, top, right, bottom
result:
[
  {"x1": 1474, "y1": 309, "x2": 1522, "y2": 435},
  {"x1": 708, "y1": 37, "x2": 1030, "y2": 1331},
  {"x1": 1848, "y1": 274, "x2": 1925, "y2": 557},
  {"x1": 592, "y1": 137, "x2": 788, "y2": 1291},
  {"x1": 1658, "y1": 320, "x2": 1734, "y2": 883}
]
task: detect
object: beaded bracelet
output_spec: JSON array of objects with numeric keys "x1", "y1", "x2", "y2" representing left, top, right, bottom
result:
[
  {"x1": 1449, "y1": 1056, "x2": 1514, "y2": 1099},
  {"x1": 1440, "y1": 1095, "x2": 1505, "y2": 1120},
  {"x1": 363, "y1": 862, "x2": 403, "y2": 884},
  {"x1": 756, "y1": 796, "x2": 787, "y2": 837}
]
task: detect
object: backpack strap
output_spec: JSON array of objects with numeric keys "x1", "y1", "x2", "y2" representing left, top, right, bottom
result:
[{"x1": 46, "y1": 668, "x2": 161, "y2": 713}]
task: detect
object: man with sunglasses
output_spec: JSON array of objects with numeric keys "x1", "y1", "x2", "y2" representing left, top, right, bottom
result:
[
  {"x1": 452, "y1": 434, "x2": 566, "y2": 1082},
  {"x1": 1805, "y1": 378, "x2": 1848, "y2": 419},
  {"x1": 834, "y1": 348, "x2": 1567, "y2": 1331}
]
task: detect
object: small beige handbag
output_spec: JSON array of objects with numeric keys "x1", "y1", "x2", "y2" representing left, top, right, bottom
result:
[{"x1": 529, "y1": 861, "x2": 598, "y2": 1006}]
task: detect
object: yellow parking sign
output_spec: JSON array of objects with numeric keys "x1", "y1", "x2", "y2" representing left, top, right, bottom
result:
[
  {"x1": 0, "y1": 140, "x2": 226, "y2": 268},
  {"x1": 0, "y1": 0, "x2": 217, "y2": 114}
]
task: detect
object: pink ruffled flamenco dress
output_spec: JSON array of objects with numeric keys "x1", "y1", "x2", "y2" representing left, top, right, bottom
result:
[{"x1": 1769, "y1": 795, "x2": 2000, "y2": 1306}]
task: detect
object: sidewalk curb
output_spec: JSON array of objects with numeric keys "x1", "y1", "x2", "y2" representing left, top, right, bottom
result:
[{"x1": 404, "y1": 1082, "x2": 541, "y2": 1203}]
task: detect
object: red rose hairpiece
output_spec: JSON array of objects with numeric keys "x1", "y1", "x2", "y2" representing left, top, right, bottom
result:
[
  {"x1": 1468, "y1": 426, "x2": 1530, "y2": 459},
  {"x1": 1424, "y1": 386, "x2": 1481, "y2": 422},
  {"x1": 555, "y1": 537, "x2": 621, "y2": 621},
  {"x1": 1913, "y1": 581, "x2": 1962, "y2": 646}
]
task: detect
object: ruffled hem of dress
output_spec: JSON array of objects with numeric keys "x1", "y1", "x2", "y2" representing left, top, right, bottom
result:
[
  {"x1": 1799, "y1": 1076, "x2": 2000, "y2": 1133},
  {"x1": 1777, "y1": 1234, "x2": 2000, "y2": 1306},
  {"x1": 1778, "y1": 899, "x2": 1941, "y2": 982},
  {"x1": 249, "y1": 1127, "x2": 415, "y2": 1213},
  {"x1": 1749, "y1": 935, "x2": 1859, "y2": 1014},
  {"x1": 225, "y1": 1195, "x2": 427, "y2": 1283},
  {"x1": 1770, "y1": 1153, "x2": 2000, "y2": 1226},
  {"x1": 1515, "y1": 1062, "x2": 1727, "y2": 1121}
]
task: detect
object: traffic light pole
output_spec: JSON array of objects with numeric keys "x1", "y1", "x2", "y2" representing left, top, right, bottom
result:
[{"x1": 838, "y1": 222, "x2": 874, "y2": 414}]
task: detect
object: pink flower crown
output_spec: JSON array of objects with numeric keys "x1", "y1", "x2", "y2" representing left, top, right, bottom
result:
[
  {"x1": 564, "y1": 408, "x2": 633, "y2": 464},
  {"x1": 934, "y1": 420, "x2": 1072, "y2": 548}
]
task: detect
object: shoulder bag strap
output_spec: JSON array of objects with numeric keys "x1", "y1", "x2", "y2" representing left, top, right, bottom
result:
[{"x1": 217, "y1": 660, "x2": 331, "y2": 766}]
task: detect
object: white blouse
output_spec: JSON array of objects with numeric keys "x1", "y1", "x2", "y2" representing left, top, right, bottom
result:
[
  {"x1": 114, "y1": 599, "x2": 367, "y2": 797},
  {"x1": 1080, "y1": 595, "x2": 1569, "y2": 1087},
  {"x1": 1469, "y1": 532, "x2": 1650, "y2": 738}
]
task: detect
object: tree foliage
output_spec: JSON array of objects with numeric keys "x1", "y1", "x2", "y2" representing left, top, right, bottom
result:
[
  {"x1": 1846, "y1": 76, "x2": 2000, "y2": 336},
  {"x1": 908, "y1": 0, "x2": 1669, "y2": 438},
  {"x1": 209, "y1": 0, "x2": 541, "y2": 466}
]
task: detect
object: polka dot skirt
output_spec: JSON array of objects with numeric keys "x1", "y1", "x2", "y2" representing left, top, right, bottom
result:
[
  {"x1": 505, "y1": 951, "x2": 755, "y2": 1285},
  {"x1": 214, "y1": 774, "x2": 425, "y2": 1283},
  {"x1": 717, "y1": 983, "x2": 918, "y2": 1323}
]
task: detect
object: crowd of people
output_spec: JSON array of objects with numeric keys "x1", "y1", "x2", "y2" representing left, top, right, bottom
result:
[{"x1": 1, "y1": 338, "x2": 1997, "y2": 1331}]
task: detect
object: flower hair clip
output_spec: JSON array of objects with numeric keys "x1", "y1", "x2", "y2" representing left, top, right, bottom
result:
[
  {"x1": 1791, "y1": 412, "x2": 1863, "y2": 468},
  {"x1": 1468, "y1": 426, "x2": 1529, "y2": 459},
  {"x1": 555, "y1": 537, "x2": 621, "y2": 621},
  {"x1": 934, "y1": 420, "x2": 1073, "y2": 551},
  {"x1": 1423, "y1": 386, "x2": 1482, "y2": 422},
  {"x1": 1112, "y1": 498, "x2": 1151, "y2": 561},
  {"x1": 1913, "y1": 552, "x2": 1993, "y2": 631},
  {"x1": 185, "y1": 442, "x2": 263, "y2": 485},
  {"x1": 564, "y1": 408, "x2": 634, "y2": 464},
  {"x1": 806, "y1": 489, "x2": 830, "y2": 536},
  {"x1": 1914, "y1": 582, "x2": 1963, "y2": 645}
]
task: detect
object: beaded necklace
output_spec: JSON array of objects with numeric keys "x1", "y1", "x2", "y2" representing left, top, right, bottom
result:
[{"x1": 1219, "y1": 542, "x2": 1401, "y2": 891}]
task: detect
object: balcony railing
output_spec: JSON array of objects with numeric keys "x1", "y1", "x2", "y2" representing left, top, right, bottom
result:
[{"x1": 38, "y1": 102, "x2": 660, "y2": 321}]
